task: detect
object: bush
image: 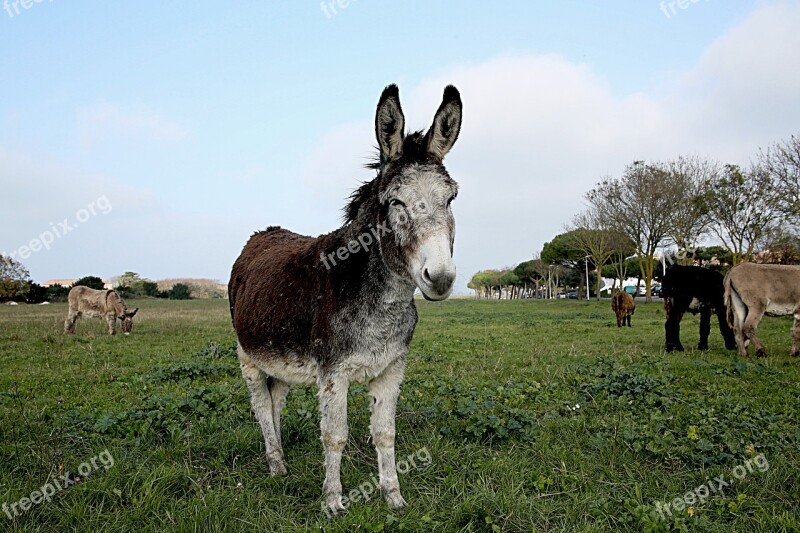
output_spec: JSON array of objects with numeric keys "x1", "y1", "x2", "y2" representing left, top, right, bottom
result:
[
  {"x1": 73, "y1": 276, "x2": 105, "y2": 290},
  {"x1": 45, "y1": 284, "x2": 70, "y2": 302},
  {"x1": 168, "y1": 283, "x2": 192, "y2": 300},
  {"x1": 25, "y1": 282, "x2": 48, "y2": 303}
]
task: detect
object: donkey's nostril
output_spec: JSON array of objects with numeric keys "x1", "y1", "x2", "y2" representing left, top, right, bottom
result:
[{"x1": 423, "y1": 268, "x2": 432, "y2": 284}]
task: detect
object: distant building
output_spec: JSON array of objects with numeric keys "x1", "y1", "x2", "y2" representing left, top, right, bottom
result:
[{"x1": 42, "y1": 279, "x2": 114, "y2": 290}]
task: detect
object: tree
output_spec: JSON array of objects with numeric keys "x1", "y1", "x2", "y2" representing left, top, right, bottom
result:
[
  {"x1": 759, "y1": 133, "x2": 800, "y2": 221},
  {"x1": 115, "y1": 272, "x2": 160, "y2": 298},
  {"x1": 168, "y1": 283, "x2": 192, "y2": 300},
  {"x1": 0, "y1": 255, "x2": 31, "y2": 301},
  {"x1": 140, "y1": 281, "x2": 160, "y2": 297},
  {"x1": 45, "y1": 284, "x2": 71, "y2": 302},
  {"x1": 664, "y1": 156, "x2": 716, "y2": 260},
  {"x1": 708, "y1": 165, "x2": 782, "y2": 265},
  {"x1": 468, "y1": 270, "x2": 504, "y2": 299},
  {"x1": 73, "y1": 276, "x2": 105, "y2": 290},
  {"x1": 513, "y1": 259, "x2": 545, "y2": 298},
  {"x1": 586, "y1": 161, "x2": 681, "y2": 301},
  {"x1": 541, "y1": 230, "x2": 590, "y2": 299},
  {"x1": 569, "y1": 209, "x2": 624, "y2": 300},
  {"x1": 608, "y1": 231, "x2": 636, "y2": 290},
  {"x1": 26, "y1": 282, "x2": 48, "y2": 303},
  {"x1": 759, "y1": 226, "x2": 800, "y2": 265}
]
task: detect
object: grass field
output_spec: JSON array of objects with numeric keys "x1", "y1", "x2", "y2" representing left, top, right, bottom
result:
[{"x1": 1, "y1": 298, "x2": 798, "y2": 532}]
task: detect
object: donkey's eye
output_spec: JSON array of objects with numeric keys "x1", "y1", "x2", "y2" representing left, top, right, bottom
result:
[{"x1": 389, "y1": 199, "x2": 405, "y2": 208}]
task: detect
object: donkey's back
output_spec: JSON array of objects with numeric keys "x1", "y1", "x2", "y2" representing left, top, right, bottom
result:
[{"x1": 230, "y1": 226, "x2": 326, "y2": 357}]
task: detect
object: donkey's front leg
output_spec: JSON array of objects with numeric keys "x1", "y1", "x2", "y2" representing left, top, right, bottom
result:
[
  {"x1": 318, "y1": 373, "x2": 349, "y2": 515},
  {"x1": 105, "y1": 314, "x2": 116, "y2": 335},
  {"x1": 369, "y1": 357, "x2": 407, "y2": 510}
]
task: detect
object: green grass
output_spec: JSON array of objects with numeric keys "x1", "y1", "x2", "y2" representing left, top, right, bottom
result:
[{"x1": 1, "y1": 298, "x2": 798, "y2": 531}]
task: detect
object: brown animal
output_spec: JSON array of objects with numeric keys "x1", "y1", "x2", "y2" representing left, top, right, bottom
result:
[
  {"x1": 725, "y1": 262, "x2": 800, "y2": 357},
  {"x1": 612, "y1": 290, "x2": 635, "y2": 327},
  {"x1": 64, "y1": 286, "x2": 138, "y2": 335},
  {"x1": 229, "y1": 84, "x2": 462, "y2": 515}
]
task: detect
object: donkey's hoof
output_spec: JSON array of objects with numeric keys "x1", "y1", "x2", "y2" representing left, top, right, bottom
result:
[
  {"x1": 325, "y1": 495, "x2": 346, "y2": 516},
  {"x1": 756, "y1": 349, "x2": 767, "y2": 358},
  {"x1": 381, "y1": 486, "x2": 406, "y2": 511},
  {"x1": 386, "y1": 493, "x2": 407, "y2": 511},
  {"x1": 792, "y1": 351, "x2": 800, "y2": 358},
  {"x1": 269, "y1": 464, "x2": 288, "y2": 477},
  {"x1": 267, "y1": 455, "x2": 288, "y2": 476}
]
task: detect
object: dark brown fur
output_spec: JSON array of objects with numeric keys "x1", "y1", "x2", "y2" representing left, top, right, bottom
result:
[{"x1": 611, "y1": 290, "x2": 635, "y2": 327}]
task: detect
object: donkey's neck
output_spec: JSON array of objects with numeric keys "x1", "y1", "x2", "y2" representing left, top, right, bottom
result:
[{"x1": 333, "y1": 217, "x2": 415, "y2": 305}]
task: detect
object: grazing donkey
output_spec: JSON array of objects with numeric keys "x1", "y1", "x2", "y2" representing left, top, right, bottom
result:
[
  {"x1": 64, "y1": 286, "x2": 138, "y2": 335},
  {"x1": 725, "y1": 262, "x2": 800, "y2": 358},
  {"x1": 662, "y1": 265, "x2": 736, "y2": 352},
  {"x1": 229, "y1": 84, "x2": 462, "y2": 514},
  {"x1": 611, "y1": 290, "x2": 635, "y2": 327}
]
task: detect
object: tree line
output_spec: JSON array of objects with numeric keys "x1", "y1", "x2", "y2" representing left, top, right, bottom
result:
[
  {"x1": 470, "y1": 133, "x2": 800, "y2": 301},
  {"x1": 0, "y1": 260, "x2": 193, "y2": 302}
]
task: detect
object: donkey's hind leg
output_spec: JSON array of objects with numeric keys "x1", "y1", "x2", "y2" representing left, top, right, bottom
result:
[
  {"x1": 269, "y1": 378, "x2": 290, "y2": 451},
  {"x1": 239, "y1": 353, "x2": 288, "y2": 476},
  {"x1": 742, "y1": 304, "x2": 767, "y2": 357},
  {"x1": 64, "y1": 310, "x2": 79, "y2": 334},
  {"x1": 729, "y1": 290, "x2": 749, "y2": 357}
]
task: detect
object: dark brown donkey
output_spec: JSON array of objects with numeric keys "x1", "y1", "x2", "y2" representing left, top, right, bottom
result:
[{"x1": 229, "y1": 84, "x2": 462, "y2": 514}]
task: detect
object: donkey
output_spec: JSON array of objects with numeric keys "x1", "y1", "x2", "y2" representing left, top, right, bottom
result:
[
  {"x1": 662, "y1": 265, "x2": 736, "y2": 352},
  {"x1": 229, "y1": 84, "x2": 462, "y2": 514},
  {"x1": 725, "y1": 262, "x2": 800, "y2": 358},
  {"x1": 611, "y1": 290, "x2": 635, "y2": 327},
  {"x1": 64, "y1": 286, "x2": 138, "y2": 335}
]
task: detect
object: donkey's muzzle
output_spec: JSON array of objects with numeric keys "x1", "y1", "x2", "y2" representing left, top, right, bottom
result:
[{"x1": 421, "y1": 265, "x2": 456, "y2": 301}]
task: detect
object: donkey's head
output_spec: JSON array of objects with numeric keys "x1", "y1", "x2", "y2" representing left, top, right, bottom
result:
[
  {"x1": 370, "y1": 84, "x2": 462, "y2": 300},
  {"x1": 119, "y1": 308, "x2": 138, "y2": 335}
]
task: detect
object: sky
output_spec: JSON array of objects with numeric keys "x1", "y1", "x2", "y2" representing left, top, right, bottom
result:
[{"x1": 2, "y1": 0, "x2": 799, "y2": 293}]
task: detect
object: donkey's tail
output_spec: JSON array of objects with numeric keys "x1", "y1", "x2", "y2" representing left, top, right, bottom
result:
[{"x1": 723, "y1": 271, "x2": 734, "y2": 329}]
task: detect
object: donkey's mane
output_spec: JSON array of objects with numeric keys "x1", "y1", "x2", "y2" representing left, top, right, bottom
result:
[{"x1": 344, "y1": 130, "x2": 435, "y2": 224}]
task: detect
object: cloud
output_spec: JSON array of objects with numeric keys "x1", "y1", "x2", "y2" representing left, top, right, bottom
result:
[
  {"x1": 76, "y1": 103, "x2": 190, "y2": 148},
  {"x1": 299, "y1": 3, "x2": 800, "y2": 293},
  {"x1": 0, "y1": 149, "x2": 257, "y2": 283}
]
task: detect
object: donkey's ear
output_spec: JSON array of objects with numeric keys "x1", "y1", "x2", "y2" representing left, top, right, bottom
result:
[
  {"x1": 128, "y1": 308, "x2": 139, "y2": 317},
  {"x1": 375, "y1": 84, "x2": 405, "y2": 162},
  {"x1": 426, "y1": 85, "x2": 462, "y2": 160}
]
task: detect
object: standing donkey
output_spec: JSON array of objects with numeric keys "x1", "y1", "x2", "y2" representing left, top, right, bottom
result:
[
  {"x1": 229, "y1": 84, "x2": 462, "y2": 514},
  {"x1": 64, "y1": 286, "x2": 138, "y2": 335},
  {"x1": 725, "y1": 262, "x2": 800, "y2": 357}
]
